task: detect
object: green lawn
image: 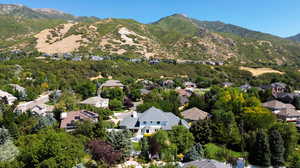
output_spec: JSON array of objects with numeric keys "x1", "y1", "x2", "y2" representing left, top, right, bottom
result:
[{"x1": 204, "y1": 143, "x2": 245, "y2": 162}]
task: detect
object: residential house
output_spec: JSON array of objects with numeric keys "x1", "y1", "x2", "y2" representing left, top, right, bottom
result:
[
  {"x1": 162, "y1": 80, "x2": 175, "y2": 88},
  {"x1": 0, "y1": 90, "x2": 17, "y2": 105},
  {"x1": 140, "y1": 88, "x2": 151, "y2": 96},
  {"x1": 239, "y1": 84, "x2": 252, "y2": 92},
  {"x1": 31, "y1": 104, "x2": 55, "y2": 116},
  {"x1": 9, "y1": 84, "x2": 27, "y2": 98},
  {"x1": 80, "y1": 96, "x2": 109, "y2": 108},
  {"x1": 263, "y1": 100, "x2": 300, "y2": 122},
  {"x1": 277, "y1": 108, "x2": 300, "y2": 122},
  {"x1": 100, "y1": 80, "x2": 124, "y2": 90},
  {"x1": 184, "y1": 81, "x2": 197, "y2": 89},
  {"x1": 90, "y1": 56, "x2": 104, "y2": 61},
  {"x1": 183, "y1": 159, "x2": 231, "y2": 168},
  {"x1": 262, "y1": 100, "x2": 295, "y2": 113},
  {"x1": 277, "y1": 92, "x2": 296, "y2": 104},
  {"x1": 181, "y1": 107, "x2": 209, "y2": 122},
  {"x1": 176, "y1": 89, "x2": 192, "y2": 106},
  {"x1": 222, "y1": 82, "x2": 234, "y2": 88},
  {"x1": 261, "y1": 82, "x2": 287, "y2": 97},
  {"x1": 120, "y1": 107, "x2": 189, "y2": 136},
  {"x1": 60, "y1": 110, "x2": 99, "y2": 131}
]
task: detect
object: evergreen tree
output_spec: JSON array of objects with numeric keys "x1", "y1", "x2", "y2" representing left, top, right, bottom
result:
[
  {"x1": 183, "y1": 143, "x2": 204, "y2": 162},
  {"x1": 94, "y1": 116, "x2": 107, "y2": 140},
  {"x1": 140, "y1": 137, "x2": 150, "y2": 161},
  {"x1": 190, "y1": 120, "x2": 212, "y2": 144},
  {"x1": 269, "y1": 129, "x2": 285, "y2": 167},
  {"x1": 249, "y1": 130, "x2": 271, "y2": 167}
]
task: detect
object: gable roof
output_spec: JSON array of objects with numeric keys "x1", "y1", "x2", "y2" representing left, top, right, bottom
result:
[
  {"x1": 183, "y1": 159, "x2": 230, "y2": 168},
  {"x1": 120, "y1": 107, "x2": 189, "y2": 130},
  {"x1": 80, "y1": 96, "x2": 108, "y2": 105},
  {"x1": 262, "y1": 100, "x2": 294, "y2": 109},
  {"x1": 182, "y1": 107, "x2": 209, "y2": 121},
  {"x1": 101, "y1": 80, "x2": 124, "y2": 88},
  {"x1": 139, "y1": 107, "x2": 170, "y2": 122},
  {"x1": 278, "y1": 108, "x2": 300, "y2": 117}
]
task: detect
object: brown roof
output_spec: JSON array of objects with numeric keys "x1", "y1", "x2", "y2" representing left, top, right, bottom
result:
[
  {"x1": 182, "y1": 107, "x2": 209, "y2": 121},
  {"x1": 176, "y1": 89, "x2": 192, "y2": 97},
  {"x1": 60, "y1": 110, "x2": 98, "y2": 129},
  {"x1": 277, "y1": 108, "x2": 300, "y2": 117},
  {"x1": 262, "y1": 100, "x2": 294, "y2": 109}
]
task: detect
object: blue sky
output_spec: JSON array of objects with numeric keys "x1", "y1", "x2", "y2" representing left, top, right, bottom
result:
[{"x1": 1, "y1": 0, "x2": 300, "y2": 37}]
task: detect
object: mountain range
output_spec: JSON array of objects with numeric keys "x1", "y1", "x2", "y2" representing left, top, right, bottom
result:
[{"x1": 1, "y1": 4, "x2": 300, "y2": 65}]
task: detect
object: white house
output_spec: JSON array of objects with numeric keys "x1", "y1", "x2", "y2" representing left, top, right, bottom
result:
[
  {"x1": 0, "y1": 90, "x2": 17, "y2": 105},
  {"x1": 80, "y1": 96, "x2": 109, "y2": 108},
  {"x1": 120, "y1": 107, "x2": 189, "y2": 137}
]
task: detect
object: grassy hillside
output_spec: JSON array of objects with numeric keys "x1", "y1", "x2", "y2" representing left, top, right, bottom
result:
[{"x1": 1, "y1": 6, "x2": 300, "y2": 65}]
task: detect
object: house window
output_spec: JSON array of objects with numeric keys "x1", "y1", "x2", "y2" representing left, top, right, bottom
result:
[
  {"x1": 157, "y1": 121, "x2": 160, "y2": 124},
  {"x1": 143, "y1": 121, "x2": 147, "y2": 124},
  {"x1": 75, "y1": 116, "x2": 80, "y2": 120},
  {"x1": 146, "y1": 129, "x2": 149, "y2": 133}
]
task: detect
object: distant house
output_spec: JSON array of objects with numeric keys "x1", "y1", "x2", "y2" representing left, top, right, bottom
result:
[
  {"x1": 181, "y1": 107, "x2": 209, "y2": 122},
  {"x1": 0, "y1": 90, "x2": 17, "y2": 105},
  {"x1": 176, "y1": 89, "x2": 192, "y2": 97},
  {"x1": 80, "y1": 96, "x2": 109, "y2": 108},
  {"x1": 9, "y1": 84, "x2": 27, "y2": 98},
  {"x1": 100, "y1": 80, "x2": 124, "y2": 90},
  {"x1": 162, "y1": 80, "x2": 175, "y2": 88},
  {"x1": 239, "y1": 84, "x2": 252, "y2": 92},
  {"x1": 277, "y1": 108, "x2": 300, "y2": 122},
  {"x1": 263, "y1": 100, "x2": 300, "y2": 122},
  {"x1": 222, "y1": 82, "x2": 234, "y2": 88},
  {"x1": 261, "y1": 82, "x2": 287, "y2": 97},
  {"x1": 60, "y1": 110, "x2": 99, "y2": 131},
  {"x1": 262, "y1": 100, "x2": 295, "y2": 113},
  {"x1": 31, "y1": 104, "x2": 55, "y2": 116},
  {"x1": 183, "y1": 159, "x2": 231, "y2": 168},
  {"x1": 90, "y1": 56, "x2": 104, "y2": 61},
  {"x1": 140, "y1": 88, "x2": 151, "y2": 96},
  {"x1": 184, "y1": 81, "x2": 197, "y2": 89},
  {"x1": 149, "y1": 59, "x2": 160, "y2": 64},
  {"x1": 120, "y1": 107, "x2": 189, "y2": 136},
  {"x1": 277, "y1": 92, "x2": 296, "y2": 104}
]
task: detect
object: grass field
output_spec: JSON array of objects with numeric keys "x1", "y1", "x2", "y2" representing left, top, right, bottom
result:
[{"x1": 240, "y1": 66, "x2": 284, "y2": 76}]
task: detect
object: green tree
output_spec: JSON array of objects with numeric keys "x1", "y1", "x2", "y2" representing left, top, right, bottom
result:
[
  {"x1": 249, "y1": 129, "x2": 271, "y2": 167},
  {"x1": 293, "y1": 96, "x2": 300, "y2": 109},
  {"x1": 107, "y1": 130, "x2": 132, "y2": 160},
  {"x1": 190, "y1": 120, "x2": 212, "y2": 145},
  {"x1": 74, "y1": 80, "x2": 96, "y2": 99},
  {"x1": 169, "y1": 125, "x2": 195, "y2": 154},
  {"x1": 0, "y1": 128, "x2": 9, "y2": 145},
  {"x1": 109, "y1": 99, "x2": 123, "y2": 111},
  {"x1": 16, "y1": 129, "x2": 85, "y2": 168},
  {"x1": 241, "y1": 106, "x2": 276, "y2": 131},
  {"x1": 271, "y1": 123, "x2": 299, "y2": 160},
  {"x1": 93, "y1": 116, "x2": 107, "y2": 140},
  {"x1": 269, "y1": 128, "x2": 285, "y2": 167},
  {"x1": 101, "y1": 88, "x2": 124, "y2": 100},
  {"x1": 188, "y1": 94, "x2": 207, "y2": 111},
  {"x1": 184, "y1": 143, "x2": 204, "y2": 162},
  {"x1": 140, "y1": 137, "x2": 150, "y2": 161}
]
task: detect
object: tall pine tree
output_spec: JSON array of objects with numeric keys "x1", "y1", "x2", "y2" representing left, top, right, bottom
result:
[
  {"x1": 269, "y1": 129, "x2": 285, "y2": 167},
  {"x1": 249, "y1": 129, "x2": 271, "y2": 166}
]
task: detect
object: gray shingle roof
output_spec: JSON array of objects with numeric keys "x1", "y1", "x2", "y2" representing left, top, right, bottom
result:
[
  {"x1": 119, "y1": 107, "x2": 189, "y2": 130},
  {"x1": 183, "y1": 159, "x2": 230, "y2": 168}
]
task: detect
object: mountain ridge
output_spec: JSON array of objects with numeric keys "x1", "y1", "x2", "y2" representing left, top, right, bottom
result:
[{"x1": 1, "y1": 4, "x2": 300, "y2": 65}]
